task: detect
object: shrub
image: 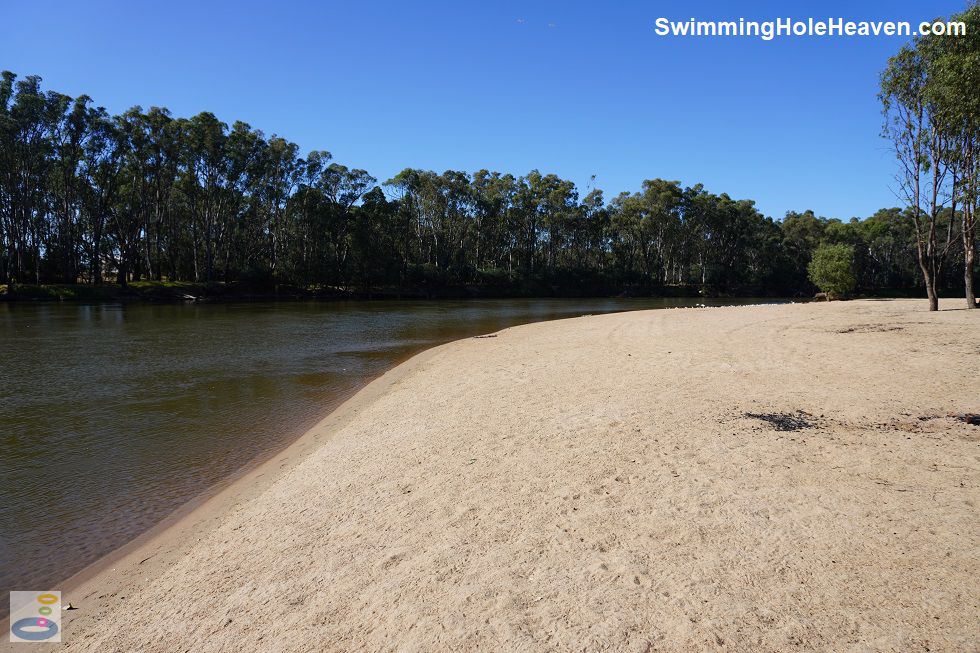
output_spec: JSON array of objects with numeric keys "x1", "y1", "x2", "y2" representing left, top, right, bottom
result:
[{"x1": 808, "y1": 243, "x2": 857, "y2": 298}]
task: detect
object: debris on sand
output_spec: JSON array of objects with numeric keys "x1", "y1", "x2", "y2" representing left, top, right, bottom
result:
[
  {"x1": 744, "y1": 411, "x2": 815, "y2": 431},
  {"x1": 951, "y1": 413, "x2": 980, "y2": 426},
  {"x1": 836, "y1": 324, "x2": 904, "y2": 334}
]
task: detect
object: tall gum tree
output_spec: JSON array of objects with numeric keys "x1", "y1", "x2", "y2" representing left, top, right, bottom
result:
[
  {"x1": 922, "y1": 4, "x2": 979, "y2": 308},
  {"x1": 880, "y1": 45, "x2": 956, "y2": 311}
]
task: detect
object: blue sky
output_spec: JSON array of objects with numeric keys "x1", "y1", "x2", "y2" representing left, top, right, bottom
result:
[{"x1": 0, "y1": 0, "x2": 968, "y2": 220}]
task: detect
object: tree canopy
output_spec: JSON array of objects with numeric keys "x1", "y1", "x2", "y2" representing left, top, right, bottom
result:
[{"x1": 0, "y1": 70, "x2": 973, "y2": 299}]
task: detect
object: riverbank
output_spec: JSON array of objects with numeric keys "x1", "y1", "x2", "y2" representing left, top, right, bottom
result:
[
  {"x1": 1, "y1": 281, "x2": 942, "y2": 305},
  {"x1": 0, "y1": 280, "x2": 767, "y2": 303},
  {"x1": 31, "y1": 300, "x2": 980, "y2": 651},
  {"x1": 0, "y1": 281, "x2": 354, "y2": 303}
]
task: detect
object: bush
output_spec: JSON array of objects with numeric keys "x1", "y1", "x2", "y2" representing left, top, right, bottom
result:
[
  {"x1": 475, "y1": 267, "x2": 515, "y2": 286},
  {"x1": 808, "y1": 243, "x2": 857, "y2": 298}
]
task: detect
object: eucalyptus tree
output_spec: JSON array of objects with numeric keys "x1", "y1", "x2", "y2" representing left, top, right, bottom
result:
[
  {"x1": 859, "y1": 208, "x2": 918, "y2": 289},
  {"x1": 285, "y1": 149, "x2": 332, "y2": 284},
  {"x1": 386, "y1": 169, "x2": 460, "y2": 273},
  {"x1": 77, "y1": 107, "x2": 122, "y2": 284},
  {"x1": 319, "y1": 163, "x2": 376, "y2": 284},
  {"x1": 921, "y1": 3, "x2": 980, "y2": 307},
  {"x1": 509, "y1": 171, "x2": 576, "y2": 277},
  {"x1": 113, "y1": 108, "x2": 173, "y2": 284},
  {"x1": 436, "y1": 170, "x2": 476, "y2": 275},
  {"x1": 286, "y1": 159, "x2": 376, "y2": 286},
  {"x1": 471, "y1": 169, "x2": 517, "y2": 272},
  {"x1": 735, "y1": 204, "x2": 786, "y2": 291},
  {"x1": 880, "y1": 44, "x2": 956, "y2": 311},
  {"x1": 1, "y1": 74, "x2": 58, "y2": 283},
  {"x1": 386, "y1": 168, "x2": 435, "y2": 270},
  {"x1": 251, "y1": 135, "x2": 300, "y2": 281},
  {"x1": 0, "y1": 71, "x2": 12, "y2": 282},
  {"x1": 509, "y1": 173, "x2": 542, "y2": 277},
  {"x1": 178, "y1": 114, "x2": 262, "y2": 283},
  {"x1": 47, "y1": 92, "x2": 94, "y2": 282},
  {"x1": 350, "y1": 186, "x2": 401, "y2": 286},
  {"x1": 140, "y1": 107, "x2": 183, "y2": 281},
  {"x1": 683, "y1": 184, "x2": 722, "y2": 288},
  {"x1": 610, "y1": 190, "x2": 658, "y2": 284},
  {"x1": 535, "y1": 173, "x2": 578, "y2": 273},
  {"x1": 571, "y1": 188, "x2": 608, "y2": 274},
  {"x1": 626, "y1": 179, "x2": 684, "y2": 285}
]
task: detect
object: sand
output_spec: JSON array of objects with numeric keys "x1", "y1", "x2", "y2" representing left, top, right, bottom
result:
[{"x1": 16, "y1": 299, "x2": 980, "y2": 652}]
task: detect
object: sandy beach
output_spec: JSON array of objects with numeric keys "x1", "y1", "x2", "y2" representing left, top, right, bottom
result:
[{"x1": 21, "y1": 299, "x2": 980, "y2": 652}]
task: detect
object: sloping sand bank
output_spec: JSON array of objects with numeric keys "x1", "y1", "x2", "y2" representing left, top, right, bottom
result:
[{"x1": 46, "y1": 300, "x2": 980, "y2": 651}]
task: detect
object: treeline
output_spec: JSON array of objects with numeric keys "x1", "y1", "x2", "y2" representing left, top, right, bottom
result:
[{"x1": 0, "y1": 72, "x2": 972, "y2": 298}]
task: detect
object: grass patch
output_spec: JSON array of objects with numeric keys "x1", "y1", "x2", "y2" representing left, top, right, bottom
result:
[{"x1": 3, "y1": 284, "x2": 121, "y2": 301}]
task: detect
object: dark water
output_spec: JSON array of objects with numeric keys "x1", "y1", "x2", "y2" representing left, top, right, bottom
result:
[{"x1": 0, "y1": 297, "x2": 777, "y2": 595}]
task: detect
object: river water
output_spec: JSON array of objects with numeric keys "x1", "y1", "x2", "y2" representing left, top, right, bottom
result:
[{"x1": 0, "y1": 297, "x2": 779, "y2": 595}]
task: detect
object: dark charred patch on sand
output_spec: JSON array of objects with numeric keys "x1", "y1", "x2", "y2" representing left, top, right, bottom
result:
[{"x1": 744, "y1": 411, "x2": 816, "y2": 432}]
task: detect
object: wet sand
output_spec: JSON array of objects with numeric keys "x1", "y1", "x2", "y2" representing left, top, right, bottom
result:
[{"x1": 19, "y1": 299, "x2": 980, "y2": 651}]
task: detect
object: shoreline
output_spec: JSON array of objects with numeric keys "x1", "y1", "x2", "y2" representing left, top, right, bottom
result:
[
  {"x1": 7, "y1": 299, "x2": 978, "y2": 651},
  {"x1": 0, "y1": 339, "x2": 452, "y2": 633},
  {"x1": 1, "y1": 296, "x2": 790, "y2": 612},
  {"x1": 46, "y1": 338, "x2": 456, "y2": 628}
]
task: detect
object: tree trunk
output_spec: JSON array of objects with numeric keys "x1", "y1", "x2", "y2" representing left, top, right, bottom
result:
[
  {"x1": 924, "y1": 270, "x2": 939, "y2": 311},
  {"x1": 965, "y1": 212, "x2": 976, "y2": 308},
  {"x1": 92, "y1": 230, "x2": 103, "y2": 284},
  {"x1": 966, "y1": 248, "x2": 976, "y2": 308},
  {"x1": 117, "y1": 252, "x2": 128, "y2": 287}
]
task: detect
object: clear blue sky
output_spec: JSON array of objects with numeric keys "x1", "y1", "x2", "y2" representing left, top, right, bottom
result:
[{"x1": 0, "y1": 0, "x2": 967, "y2": 220}]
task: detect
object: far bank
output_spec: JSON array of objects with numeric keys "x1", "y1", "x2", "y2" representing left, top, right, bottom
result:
[{"x1": 0, "y1": 279, "x2": 948, "y2": 304}]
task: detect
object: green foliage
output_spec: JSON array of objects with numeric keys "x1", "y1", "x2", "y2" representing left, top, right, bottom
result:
[
  {"x1": 808, "y1": 244, "x2": 857, "y2": 297},
  {"x1": 3, "y1": 283, "x2": 120, "y2": 301},
  {"x1": 0, "y1": 69, "x2": 960, "y2": 300}
]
